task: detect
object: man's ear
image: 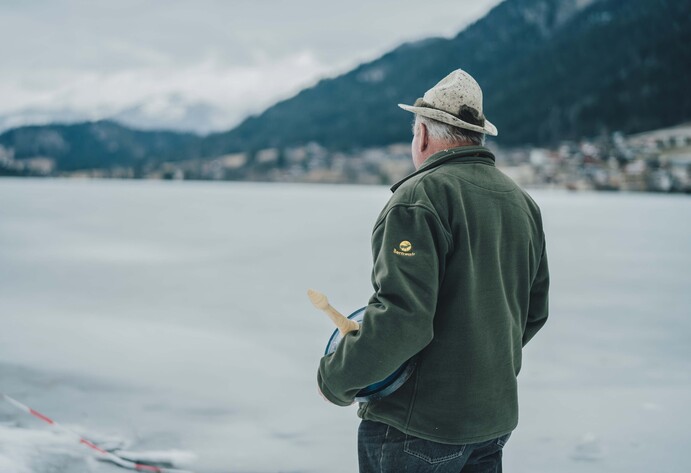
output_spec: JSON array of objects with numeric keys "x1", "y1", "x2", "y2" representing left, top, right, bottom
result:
[{"x1": 419, "y1": 122, "x2": 429, "y2": 151}]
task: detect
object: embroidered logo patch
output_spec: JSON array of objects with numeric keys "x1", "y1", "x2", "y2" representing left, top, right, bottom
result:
[{"x1": 393, "y1": 240, "x2": 416, "y2": 257}]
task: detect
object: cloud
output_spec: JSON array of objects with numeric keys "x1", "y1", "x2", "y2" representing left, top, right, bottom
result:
[
  {"x1": 0, "y1": 0, "x2": 503, "y2": 132},
  {"x1": 0, "y1": 50, "x2": 333, "y2": 132}
]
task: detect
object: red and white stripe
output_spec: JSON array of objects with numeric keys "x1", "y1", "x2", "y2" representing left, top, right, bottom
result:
[{"x1": 1, "y1": 393, "x2": 195, "y2": 473}]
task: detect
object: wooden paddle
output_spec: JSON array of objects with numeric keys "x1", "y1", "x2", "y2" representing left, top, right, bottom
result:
[{"x1": 307, "y1": 289, "x2": 360, "y2": 336}]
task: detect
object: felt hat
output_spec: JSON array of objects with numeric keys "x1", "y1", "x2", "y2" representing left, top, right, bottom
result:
[{"x1": 398, "y1": 69, "x2": 498, "y2": 136}]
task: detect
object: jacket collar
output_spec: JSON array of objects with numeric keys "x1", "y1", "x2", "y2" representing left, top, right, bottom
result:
[{"x1": 391, "y1": 146, "x2": 495, "y2": 192}]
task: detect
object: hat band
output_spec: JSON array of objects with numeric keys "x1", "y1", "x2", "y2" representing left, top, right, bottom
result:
[{"x1": 413, "y1": 98, "x2": 486, "y2": 127}]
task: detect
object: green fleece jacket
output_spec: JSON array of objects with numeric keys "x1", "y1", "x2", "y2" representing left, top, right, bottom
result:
[{"x1": 318, "y1": 145, "x2": 549, "y2": 444}]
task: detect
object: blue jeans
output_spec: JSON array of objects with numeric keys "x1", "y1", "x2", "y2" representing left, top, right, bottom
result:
[{"x1": 358, "y1": 420, "x2": 511, "y2": 473}]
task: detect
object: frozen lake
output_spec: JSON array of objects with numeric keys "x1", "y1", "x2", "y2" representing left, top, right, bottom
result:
[{"x1": 1, "y1": 178, "x2": 690, "y2": 473}]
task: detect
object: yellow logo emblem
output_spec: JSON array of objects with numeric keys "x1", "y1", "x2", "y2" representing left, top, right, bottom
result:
[{"x1": 393, "y1": 240, "x2": 415, "y2": 257}]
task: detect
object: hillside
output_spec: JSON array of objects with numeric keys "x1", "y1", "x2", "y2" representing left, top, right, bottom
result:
[
  {"x1": 0, "y1": 121, "x2": 200, "y2": 172},
  {"x1": 202, "y1": 0, "x2": 691, "y2": 153},
  {"x1": 1, "y1": 0, "x2": 690, "y2": 172}
]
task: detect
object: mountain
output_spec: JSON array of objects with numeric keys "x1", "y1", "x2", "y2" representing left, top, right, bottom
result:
[
  {"x1": 0, "y1": 94, "x2": 231, "y2": 136},
  {"x1": 0, "y1": 121, "x2": 200, "y2": 172},
  {"x1": 109, "y1": 94, "x2": 231, "y2": 135},
  {"x1": 2, "y1": 0, "x2": 690, "y2": 172},
  {"x1": 202, "y1": 0, "x2": 691, "y2": 152},
  {"x1": 0, "y1": 107, "x2": 96, "y2": 136}
]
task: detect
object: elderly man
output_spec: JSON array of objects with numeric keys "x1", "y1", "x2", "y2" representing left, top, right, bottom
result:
[{"x1": 318, "y1": 69, "x2": 549, "y2": 473}]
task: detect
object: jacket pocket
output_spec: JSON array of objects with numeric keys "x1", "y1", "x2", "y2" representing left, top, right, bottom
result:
[{"x1": 403, "y1": 435, "x2": 466, "y2": 464}]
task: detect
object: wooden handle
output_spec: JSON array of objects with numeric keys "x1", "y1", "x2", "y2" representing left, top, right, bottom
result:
[{"x1": 307, "y1": 289, "x2": 360, "y2": 336}]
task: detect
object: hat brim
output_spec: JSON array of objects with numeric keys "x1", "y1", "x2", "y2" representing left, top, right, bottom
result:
[{"x1": 398, "y1": 104, "x2": 498, "y2": 136}]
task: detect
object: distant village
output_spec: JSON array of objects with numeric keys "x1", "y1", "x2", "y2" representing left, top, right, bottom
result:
[{"x1": 1, "y1": 123, "x2": 690, "y2": 194}]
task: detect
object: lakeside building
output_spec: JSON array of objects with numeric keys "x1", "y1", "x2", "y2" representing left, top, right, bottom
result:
[{"x1": 2, "y1": 124, "x2": 689, "y2": 194}]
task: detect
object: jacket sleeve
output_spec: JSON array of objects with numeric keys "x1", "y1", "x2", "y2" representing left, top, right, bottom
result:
[
  {"x1": 522, "y1": 234, "x2": 549, "y2": 347},
  {"x1": 318, "y1": 203, "x2": 450, "y2": 405}
]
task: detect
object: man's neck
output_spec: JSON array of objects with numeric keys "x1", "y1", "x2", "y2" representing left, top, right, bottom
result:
[{"x1": 420, "y1": 140, "x2": 477, "y2": 165}]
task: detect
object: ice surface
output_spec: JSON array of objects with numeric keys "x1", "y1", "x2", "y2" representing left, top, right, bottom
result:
[
  {"x1": 114, "y1": 449, "x2": 197, "y2": 467},
  {"x1": 571, "y1": 432, "x2": 605, "y2": 461},
  {"x1": 0, "y1": 178, "x2": 690, "y2": 472},
  {"x1": 0, "y1": 424, "x2": 98, "y2": 473}
]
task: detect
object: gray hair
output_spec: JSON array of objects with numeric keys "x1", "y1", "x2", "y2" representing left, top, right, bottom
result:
[{"x1": 414, "y1": 115, "x2": 485, "y2": 146}]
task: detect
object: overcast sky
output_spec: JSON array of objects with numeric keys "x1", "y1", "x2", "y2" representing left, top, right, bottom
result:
[{"x1": 0, "y1": 0, "x2": 502, "y2": 132}]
